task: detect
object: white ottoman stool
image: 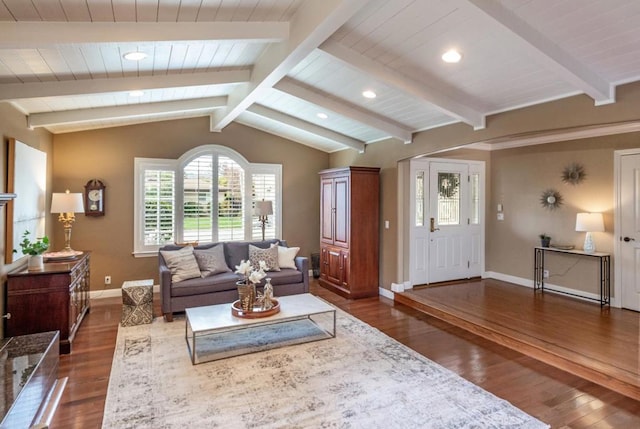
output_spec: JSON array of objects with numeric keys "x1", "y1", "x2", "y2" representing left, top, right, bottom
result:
[{"x1": 121, "y1": 279, "x2": 154, "y2": 327}]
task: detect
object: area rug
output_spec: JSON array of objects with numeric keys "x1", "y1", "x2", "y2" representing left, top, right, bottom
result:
[{"x1": 102, "y1": 307, "x2": 549, "y2": 428}]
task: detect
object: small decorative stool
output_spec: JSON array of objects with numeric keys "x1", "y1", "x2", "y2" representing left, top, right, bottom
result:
[{"x1": 121, "y1": 279, "x2": 154, "y2": 327}]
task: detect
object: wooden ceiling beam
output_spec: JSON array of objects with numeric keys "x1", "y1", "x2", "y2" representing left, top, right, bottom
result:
[
  {"x1": 0, "y1": 22, "x2": 289, "y2": 46},
  {"x1": 274, "y1": 77, "x2": 413, "y2": 144},
  {"x1": 244, "y1": 104, "x2": 366, "y2": 152},
  {"x1": 28, "y1": 96, "x2": 227, "y2": 128},
  {"x1": 0, "y1": 70, "x2": 249, "y2": 100}
]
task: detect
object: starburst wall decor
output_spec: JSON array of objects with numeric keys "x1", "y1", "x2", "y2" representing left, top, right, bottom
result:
[
  {"x1": 561, "y1": 162, "x2": 586, "y2": 185},
  {"x1": 540, "y1": 188, "x2": 563, "y2": 210}
]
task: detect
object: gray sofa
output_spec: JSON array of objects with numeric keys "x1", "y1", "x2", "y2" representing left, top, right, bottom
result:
[{"x1": 159, "y1": 239, "x2": 308, "y2": 321}]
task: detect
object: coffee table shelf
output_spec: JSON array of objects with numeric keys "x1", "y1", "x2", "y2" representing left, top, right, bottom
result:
[{"x1": 185, "y1": 293, "x2": 336, "y2": 364}]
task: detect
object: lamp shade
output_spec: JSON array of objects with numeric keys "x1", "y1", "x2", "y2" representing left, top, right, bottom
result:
[
  {"x1": 253, "y1": 200, "x2": 273, "y2": 217},
  {"x1": 51, "y1": 192, "x2": 84, "y2": 213},
  {"x1": 575, "y1": 212, "x2": 604, "y2": 232}
]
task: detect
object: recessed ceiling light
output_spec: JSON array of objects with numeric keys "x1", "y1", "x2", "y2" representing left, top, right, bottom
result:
[
  {"x1": 123, "y1": 51, "x2": 148, "y2": 61},
  {"x1": 441, "y1": 49, "x2": 462, "y2": 63},
  {"x1": 317, "y1": 112, "x2": 328, "y2": 119},
  {"x1": 129, "y1": 90, "x2": 144, "y2": 97},
  {"x1": 362, "y1": 90, "x2": 377, "y2": 99}
]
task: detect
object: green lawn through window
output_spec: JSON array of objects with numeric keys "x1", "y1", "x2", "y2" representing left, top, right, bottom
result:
[{"x1": 183, "y1": 216, "x2": 243, "y2": 230}]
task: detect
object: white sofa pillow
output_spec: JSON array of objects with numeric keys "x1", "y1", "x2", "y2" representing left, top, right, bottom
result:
[{"x1": 271, "y1": 243, "x2": 300, "y2": 269}]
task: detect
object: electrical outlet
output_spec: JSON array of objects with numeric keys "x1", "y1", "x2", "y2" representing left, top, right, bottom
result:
[
  {"x1": 105, "y1": 275, "x2": 112, "y2": 285},
  {"x1": 543, "y1": 270, "x2": 549, "y2": 278}
]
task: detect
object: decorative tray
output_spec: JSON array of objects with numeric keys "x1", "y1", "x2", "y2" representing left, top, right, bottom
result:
[
  {"x1": 550, "y1": 245, "x2": 575, "y2": 250},
  {"x1": 43, "y1": 250, "x2": 83, "y2": 261},
  {"x1": 231, "y1": 299, "x2": 280, "y2": 319}
]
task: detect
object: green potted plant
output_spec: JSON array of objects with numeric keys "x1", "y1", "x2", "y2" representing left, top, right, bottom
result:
[
  {"x1": 16, "y1": 231, "x2": 49, "y2": 271},
  {"x1": 539, "y1": 233, "x2": 551, "y2": 248}
]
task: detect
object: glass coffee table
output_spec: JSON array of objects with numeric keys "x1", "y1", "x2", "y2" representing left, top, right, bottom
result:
[{"x1": 185, "y1": 293, "x2": 336, "y2": 364}]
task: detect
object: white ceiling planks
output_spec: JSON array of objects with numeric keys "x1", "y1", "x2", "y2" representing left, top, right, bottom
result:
[{"x1": 0, "y1": 0, "x2": 638, "y2": 152}]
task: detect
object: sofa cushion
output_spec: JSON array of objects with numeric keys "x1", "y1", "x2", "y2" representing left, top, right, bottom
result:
[
  {"x1": 171, "y1": 271, "x2": 241, "y2": 297},
  {"x1": 160, "y1": 246, "x2": 201, "y2": 282},
  {"x1": 271, "y1": 243, "x2": 300, "y2": 269},
  {"x1": 261, "y1": 269, "x2": 303, "y2": 286},
  {"x1": 194, "y1": 244, "x2": 230, "y2": 277},
  {"x1": 249, "y1": 244, "x2": 280, "y2": 272}
]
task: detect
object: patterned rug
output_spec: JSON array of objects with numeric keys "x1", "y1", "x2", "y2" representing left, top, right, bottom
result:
[{"x1": 103, "y1": 306, "x2": 549, "y2": 428}]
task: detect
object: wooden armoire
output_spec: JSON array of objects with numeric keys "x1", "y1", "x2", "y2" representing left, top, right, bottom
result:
[{"x1": 318, "y1": 166, "x2": 380, "y2": 298}]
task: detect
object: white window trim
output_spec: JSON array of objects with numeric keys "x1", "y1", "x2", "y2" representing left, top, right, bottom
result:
[
  {"x1": 133, "y1": 147, "x2": 281, "y2": 257},
  {"x1": 133, "y1": 157, "x2": 177, "y2": 257},
  {"x1": 249, "y1": 163, "x2": 283, "y2": 241}
]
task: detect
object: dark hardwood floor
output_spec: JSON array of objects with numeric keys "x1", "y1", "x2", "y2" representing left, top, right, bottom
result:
[
  {"x1": 50, "y1": 280, "x2": 640, "y2": 428},
  {"x1": 397, "y1": 279, "x2": 640, "y2": 401}
]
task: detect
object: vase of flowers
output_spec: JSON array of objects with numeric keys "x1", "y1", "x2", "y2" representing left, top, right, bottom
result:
[
  {"x1": 17, "y1": 231, "x2": 50, "y2": 271},
  {"x1": 235, "y1": 260, "x2": 267, "y2": 312}
]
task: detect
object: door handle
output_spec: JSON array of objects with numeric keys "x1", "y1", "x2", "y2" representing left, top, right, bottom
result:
[
  {"x1": 623, "y1": 236, "x2": 636, "y2": 242},
  {"x1": 430, "y1": 217, "x2": 440, "y2": 233}
]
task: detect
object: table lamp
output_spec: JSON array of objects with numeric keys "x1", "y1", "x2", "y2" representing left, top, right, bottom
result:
[
  {"x1": 575, "y1": 212, "x2": 604, "y2": 253},
  {"x1": 254, "y1": 200, "x2": 273, "y2": 241},
  {"x1": 51, "y1": 190, "x2": 85, "y2": 252}
]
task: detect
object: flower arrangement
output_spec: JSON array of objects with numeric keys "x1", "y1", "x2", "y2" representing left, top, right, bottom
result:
[
  {"x1": 235, "y1": 260, "x2": 268, "y2": 312},
  {"x1": 235, "y1": 260, "x2": 267, "y2": 285}
]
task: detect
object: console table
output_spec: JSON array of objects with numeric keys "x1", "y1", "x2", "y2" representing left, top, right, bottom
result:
[
  {"x1": 533, "y1": 246, "x2": 610, "y2": 306},
  {"x1": 5, "y1": 252, "x2": 91, "y2": 354}
]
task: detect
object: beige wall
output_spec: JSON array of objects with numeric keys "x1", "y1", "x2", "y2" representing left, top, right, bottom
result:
[
  {"x1": 486, "y1": 136, "x2": 639, "y2": 295},
  {"x1": 52, "y1": 117, "x2": 329, "y2": 292}
]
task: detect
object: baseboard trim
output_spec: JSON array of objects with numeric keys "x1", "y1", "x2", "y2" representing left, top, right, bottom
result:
[
  {"x1": 379, "y1": 287, "x2": 394, "y2": 300},
  {"x1": 484, "y1": 271, "x2": 619, "y2": 307},
  {"x1": 91, "y1": 284, "x2": 160, "y2": 300}
]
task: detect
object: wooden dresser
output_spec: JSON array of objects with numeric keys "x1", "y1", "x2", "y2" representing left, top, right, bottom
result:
[
  {"x1": 5, "y1": 252, "x2": 91, "y2": 354},
  {"x1": 319, "y1": 167, "x2": 380, "y2": 298}
]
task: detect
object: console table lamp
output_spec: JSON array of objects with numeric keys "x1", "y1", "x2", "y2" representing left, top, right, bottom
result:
[
  {"x1": 575, "y1": 212, "x2": 604, "y2": 254},
  {"x1": 254, "y1": 200, "x2": 273, "y2": 241},
  {"x1": 51, "y1": 190, "x2": 84, "y2": 252}
]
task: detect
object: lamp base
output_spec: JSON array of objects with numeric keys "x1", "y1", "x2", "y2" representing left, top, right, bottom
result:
[{"x1": 583, "y1": 232, "x2": 596, "y2": 253}]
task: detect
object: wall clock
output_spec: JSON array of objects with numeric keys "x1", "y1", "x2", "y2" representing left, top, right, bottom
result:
[{"x1": 84, "y1": 179, "x2": 106, "y2": 216}]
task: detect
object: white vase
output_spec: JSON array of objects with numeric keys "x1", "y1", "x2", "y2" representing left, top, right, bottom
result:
[{"x1": 28, "y1": 254, "x2": 44, "y2": 271}]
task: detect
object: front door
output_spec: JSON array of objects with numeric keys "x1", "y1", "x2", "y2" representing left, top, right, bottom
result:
[
  {"x1": 620, "y1": 153, "x2": 640, "y2": 311},
  {"x1": 410, "y1": 159, "x2": 484, "y2": 285}
]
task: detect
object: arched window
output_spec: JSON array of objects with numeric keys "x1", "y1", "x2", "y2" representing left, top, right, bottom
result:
[{"x1": 134, "y1": 145, "x2": 281, "y2": 256}]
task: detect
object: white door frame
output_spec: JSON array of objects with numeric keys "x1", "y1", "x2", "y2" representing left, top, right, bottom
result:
[
  {"x1": 613, "y1": 148, "x2": 640, "y2": 309},
  {"x1": 406, "y1": 157, "x2": 485, "y2": 287}
]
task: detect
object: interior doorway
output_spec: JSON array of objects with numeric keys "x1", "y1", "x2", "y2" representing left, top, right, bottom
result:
[
  {"x1": 615, "y1": 149, "x2": 640, "y2": 311},
  {"x1": 408, "y1": 158, "x2": 485, "y2": 287}
]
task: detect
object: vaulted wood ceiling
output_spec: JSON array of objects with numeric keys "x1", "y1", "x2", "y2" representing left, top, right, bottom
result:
[{"x1": 1, "y1": 0, "x2": 639, "y2": 153}]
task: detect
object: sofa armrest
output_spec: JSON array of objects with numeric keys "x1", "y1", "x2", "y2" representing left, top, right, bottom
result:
[
  {"x1": 295, "y1": 256, "x2": 309, "y2": 293},
  {"x1": 158, "y1": 256, "x2": 173, "y2": 316}
]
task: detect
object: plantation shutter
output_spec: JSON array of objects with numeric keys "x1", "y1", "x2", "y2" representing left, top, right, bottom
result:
[
  {"x1": 251, "y1": 173, "x2": 277, "y2": 240},
  {"x1": 217, "y1": 156, "x2": 245, "y2": 241},
  {"x1": 183, "y1": 155, "x2": 213, "y2": 243},
  {"x1": 143, "y1": 169, "x2": 175, "y2": 246}
]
